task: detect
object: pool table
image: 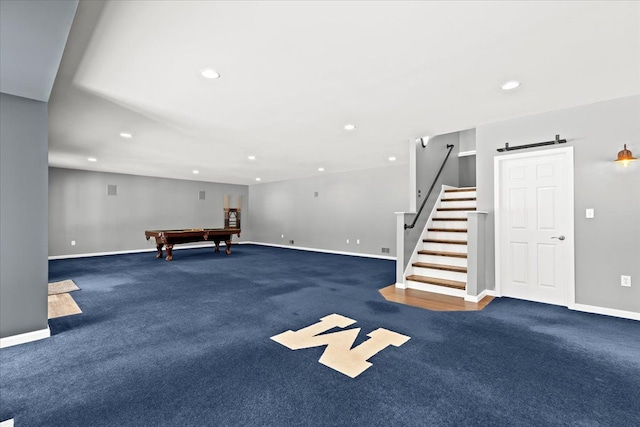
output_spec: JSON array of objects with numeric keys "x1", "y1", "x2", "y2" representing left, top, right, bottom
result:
[{"x1": 145, "y1": 228, "x2": 241, "y2": 261}]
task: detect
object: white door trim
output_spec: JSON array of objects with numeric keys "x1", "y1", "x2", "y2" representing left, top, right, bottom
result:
[{"x1": 494, "y1": 146, "x2": 575, "y2": 307}]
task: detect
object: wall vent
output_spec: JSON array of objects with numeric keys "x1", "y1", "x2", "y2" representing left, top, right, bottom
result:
[
  {"x1": 107, "y1": 184, "x2": 117, "y2": 196},
  {"x1": 289, "y1": 240, "x2": 295, "y2": 245},
  {"x1": 381, "y1": 247, "x2": 390, "y2": 254},
  {"x1": 198, "y1": 190, "x2": 206, "y2": 200}
]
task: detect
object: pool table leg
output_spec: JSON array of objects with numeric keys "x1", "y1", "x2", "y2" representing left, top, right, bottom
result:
[
  {"x1": 155, "y1": 244, "x2": 164, "y2": 259},
  {"x1": 225, "y1": 240, "x2": 232, "y2": 255},
  {"x1": 166, "y1": 245, "x2": 174, "y2": 261},
  {"x1": 214, "y1": 239, "x2": 221, "y2": 253}
]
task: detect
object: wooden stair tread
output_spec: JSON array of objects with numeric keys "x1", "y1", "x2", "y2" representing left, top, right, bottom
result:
[
  {"x1": 442, "y1": 197, "x2": 476, "y2": 201},
  {"x1": 424, "y1": 239, "x2": 467, "y2": 245},
  {"x1": 418, "y1": 250, "x2": 467, "y2": 258},
  {"x1": 432, "y1": 218, "x2": 467, "y2": 221},
  {"x1": 444, "y1": 188, "x2": 476, "y2": 193},
  {"x1": 406, "y1": 275, "x2": 466, "y2": 290},
  {"x1": 412, "y1": 262, "x2": 467, "y2": 273},
  {"x1": 428, "y1": 228, "x2": 467, "y2": 232},
  {"x1": 437, "y1": 207, "x2": 477, "y2": 211}
]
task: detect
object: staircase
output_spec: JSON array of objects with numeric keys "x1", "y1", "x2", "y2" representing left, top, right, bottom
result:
[{"x1": 405, "y1": 187, "x2": 477, "y2": 298}]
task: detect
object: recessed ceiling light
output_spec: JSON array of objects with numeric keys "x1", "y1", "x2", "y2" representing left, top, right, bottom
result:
[
  {"x1": 344, "y1": 124, "x2": 356, "y2": 131},
  {"x1": 200, "y1": 68, "x2": 220, "y2": 79},
  {"x1": 248, "y1": 155, "x2": 256, "y2": 160},
  {"x1": 192, "y1": 170, "x2": 199, "y2": 174},
  {"x1": 501, "y1": 81, "x2": 520, "y2": 90},
  {"x1": 388, "y1": 156, "x2": 397, "y2": 162},
  {"x1": 318, "y1": 167, "x2": 325, "y2": 172},
  {"x1": 87, "y1": 157, "x2": 97, "y2": 162},
  {"x1": 119, "y1": 132, "x2": 132, "y2": 138},
  {"x1": 255, "y1": 177, "x2": 261, "y2": 181}
]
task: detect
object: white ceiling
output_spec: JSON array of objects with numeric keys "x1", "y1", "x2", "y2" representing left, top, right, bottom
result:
[
  {"x1": 0, "y1": 0, "x2": 77, "y2": 102},
  {"x1": 46, "y1": 0, "x2": 639, "y2": 185}
]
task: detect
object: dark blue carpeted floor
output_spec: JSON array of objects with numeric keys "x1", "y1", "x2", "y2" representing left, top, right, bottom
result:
[{"x1": 1, "y1": 245, "x2": 639, "y2": 426}]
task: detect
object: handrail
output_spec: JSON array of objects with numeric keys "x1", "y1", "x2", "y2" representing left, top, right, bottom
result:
[{"x1": 404, "y1": 144, "x2": 454, "y2": 230}]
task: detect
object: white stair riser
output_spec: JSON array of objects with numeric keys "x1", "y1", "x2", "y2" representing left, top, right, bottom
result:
[
  {"x1": 418, "y1": 254, "x2": 468, "y2": 267},
  {"x1": 434, "y1": 210, "x2": 472, "y2": 219},
  {"x1": 440, "y1": 200, "x2": 477, "y2": 209},
  {"x1": 406, "y1": 280, "x2": 466, "y2": 297},
  {"x1": 428, "y1": 231, "x2": 468, "y2": 240},
  {"x1": 430, "y1": 221, "x2": 468, "y2": 230},
  {"x1": 412, "y1": 266, "x2": 467, "y2": 282},
  {"x1": 423, "y1": 242, "x2": 468, "y2": 254},
  {"x1": 443, "y1": 191, "x2": 476, "y2": 199}
]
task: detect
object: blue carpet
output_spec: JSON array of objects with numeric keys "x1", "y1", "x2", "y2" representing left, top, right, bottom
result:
[{"x1": 1, "y1": 245, "x2": 639, "y2": 426}]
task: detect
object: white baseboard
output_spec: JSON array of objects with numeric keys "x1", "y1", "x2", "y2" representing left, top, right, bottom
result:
[
  {"x1": 49, "y1": 247, "x2": 156, "y2": 260},
  {"x1": 48, "y1": 243, "x2": 227, "y2": 260},
  {"x1": 490, "y1": 294, "x2": 638, "y2": 321},
  {"x1": 243, "y1": 241, "x2": 396, "y2": 260},
  {"x1": 1, "y1": 418, "x2": 14, "y2": 427},
  {"x1": 0, "y1": 327, "x2": 50, "y2": 349},
  {"x1": 49, "y1": 242, "x2": 395, "y2": 261},
  {"x1": 465, "y1": 290, "x2": 488, "y2": 303},
  {"x1": 570, "y1": 303, "x2": 640, "y2": 321},
  {"x1": 405, "y1": 280, "x2": 466, "y2": 298}
]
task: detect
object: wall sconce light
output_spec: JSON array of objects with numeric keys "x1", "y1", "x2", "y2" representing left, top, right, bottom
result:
[{"x1": 614, "y1": 144, "x2": 637, "y2": 167}]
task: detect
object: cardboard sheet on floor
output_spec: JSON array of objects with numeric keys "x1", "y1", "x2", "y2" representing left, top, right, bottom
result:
[{"x1": 48, "y1": 293, "x2": 82, "y2": 319}]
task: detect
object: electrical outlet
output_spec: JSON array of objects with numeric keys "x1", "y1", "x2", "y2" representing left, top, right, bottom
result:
[
  {"x1": 356, "y1": 239, "x2": 360, "y2": 244},
  {"x1": 281, "y1": 234, "x2": 284, "y2": 239},
  {"x1": 346, "y1": 239, "x2": 349, "y2": 244},
  {"x1": 621, "y1": 275, "x2": 631, "y2": 287},
  {"x1": 585, "y1": 208, "x2": 594, "y2": 219},
  {"x1": 71, "y1": 240, "x2": 76, "y2": 246}
]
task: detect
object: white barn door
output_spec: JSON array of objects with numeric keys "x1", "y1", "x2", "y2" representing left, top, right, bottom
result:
[{"x1": 495, "y1": 147, "x2": 574, "y2": 306}]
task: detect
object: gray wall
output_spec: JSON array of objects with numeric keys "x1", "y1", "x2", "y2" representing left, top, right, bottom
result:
[
  {"x1": 49, "y1": 168, "x2": 249, "y2": 256},
  {"x1": 459, "y1": 128, "x2": 476, "y2": 153},
  {"x1": 466, "y1": 212, "x2": 487, "y2": 297},
  {"x1": 248, "y1": 165, "x2": 408, "y2": 257},
  {"x1": 458, "y1": 128, "x2": 477, "y2": 187},
  {"x1": 458, "y1": 156, "x2": 476, "y2": 188},
  {"x1": 476, "y1": 95, "x2": 640, "y2": 313},
  {"x1": 403, "y1": 132, "x2": 460, "y2": 267},
  {"x1": 0, "y1": 93, "x2": 49, "y2": 338}
]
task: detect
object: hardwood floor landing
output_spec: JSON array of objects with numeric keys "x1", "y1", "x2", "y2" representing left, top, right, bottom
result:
[{"x1": 379, "y1": 284, "x2": 494, "y2": 312}]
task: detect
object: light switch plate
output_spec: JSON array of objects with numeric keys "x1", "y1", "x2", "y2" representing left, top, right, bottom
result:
[{"x1": 585, "y1": 208, "x2": 594, "y2": 219}]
